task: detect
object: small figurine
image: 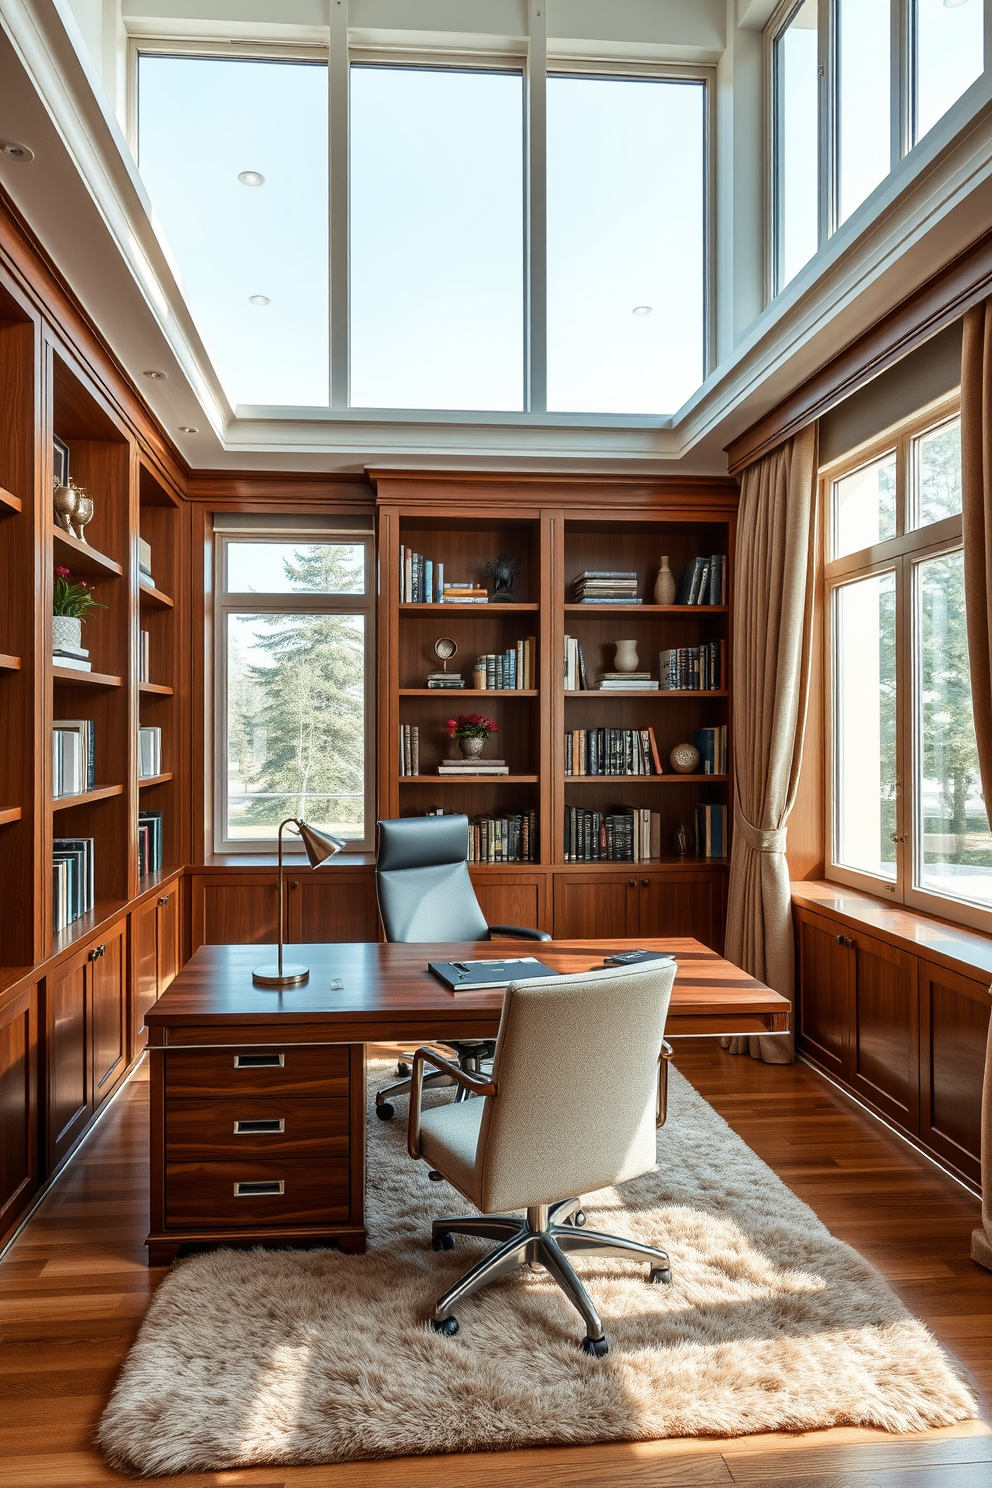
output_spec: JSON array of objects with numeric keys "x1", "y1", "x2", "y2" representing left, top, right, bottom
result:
[{"x1": 484, "y1": 554, "x2": 521, "y2": 602}]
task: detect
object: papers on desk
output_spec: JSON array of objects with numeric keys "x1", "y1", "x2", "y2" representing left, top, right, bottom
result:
[{"x1": 427, "y1": 957, "x2": 558, "y2": 993}]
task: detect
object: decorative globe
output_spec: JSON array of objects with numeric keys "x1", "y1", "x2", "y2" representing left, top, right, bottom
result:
[{"x1": 669, "y1": 743, "x2": 700, "y2": 774}]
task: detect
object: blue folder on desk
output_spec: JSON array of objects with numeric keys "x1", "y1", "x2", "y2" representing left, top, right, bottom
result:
[{"x1": 428, "y1": 956, "x2": 557, "y2": 993}]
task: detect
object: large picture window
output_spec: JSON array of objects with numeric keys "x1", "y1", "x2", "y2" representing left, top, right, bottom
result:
[
  {"x1": 824, "y1": 401, "x2": 992, "y2": 930},
  {"x1": 214, "y1": 519, "x2": 374, "y2": 852}
]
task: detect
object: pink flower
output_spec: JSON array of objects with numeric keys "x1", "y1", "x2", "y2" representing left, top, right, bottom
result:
[{"x1": 55, "y1": 565, "x2": 71, "y2": 579}]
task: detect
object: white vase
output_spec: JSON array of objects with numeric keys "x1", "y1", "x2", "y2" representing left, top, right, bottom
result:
[
  {"x1": 614, "y1": 639, "x2": 639, "y2": 673},
  {"x1": 653, "y1": 556, "x2": 677, "y2": 606},
  {"x1": 52, "y1": 615, "x2": 82, "y2": 652}
]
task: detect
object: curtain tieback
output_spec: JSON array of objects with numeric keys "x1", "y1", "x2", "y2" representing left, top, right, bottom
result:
[{"x1": 735, "y1": 809, "x2": 787, "y2": 854}]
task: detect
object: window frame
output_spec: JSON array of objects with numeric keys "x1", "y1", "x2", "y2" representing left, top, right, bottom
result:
[
  {"x1": 212, "y1": 524, "x2": 376, "y2": 856},
  {"x1": 821, "y1": 393, "x2": 992, "y2": 933}
]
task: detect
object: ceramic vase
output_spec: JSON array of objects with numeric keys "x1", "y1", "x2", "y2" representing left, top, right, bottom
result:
[
  {"x1": 459, "y1": 735, "x2": 487, "y2": 759},
  {"x1": 653, "y1": 556, "x2": 677, "y2": 606},
  {"x1": 614, "y1": 639, "x2": 639, "y2": 673},
  {"x1": 52, "y1": 615, "x2": 82, "y2": 652}
]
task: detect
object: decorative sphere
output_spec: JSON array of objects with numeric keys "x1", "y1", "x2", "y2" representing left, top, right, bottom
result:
[{"x1": 669, "y1": 743, "x2": 700, "y2": 775}]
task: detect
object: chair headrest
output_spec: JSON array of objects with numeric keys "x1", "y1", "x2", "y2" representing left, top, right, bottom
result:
[{"x1": 376, "y1": 814, "x2": 470, "y2": 872}]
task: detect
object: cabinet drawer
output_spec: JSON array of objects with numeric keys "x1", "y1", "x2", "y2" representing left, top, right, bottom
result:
[
  {"x1": 165, "y1": 1158, "x2": 350, "y2": 1228},
  {"x1": 166, "y1": 1097, "x2": 349, "y2": 1159},
  {"x1": 165, "y1": 1046, "x2": 348, "y2": 1098}
]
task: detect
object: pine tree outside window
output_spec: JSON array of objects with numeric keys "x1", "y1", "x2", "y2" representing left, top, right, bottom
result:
[{"x1": 214, "y1": 517, "x2": 374, "y2": 853}]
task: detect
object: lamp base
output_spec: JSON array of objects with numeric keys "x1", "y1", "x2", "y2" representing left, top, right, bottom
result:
[{"x1": 252, "y1": 963, "x2": 310, "y2": 987}]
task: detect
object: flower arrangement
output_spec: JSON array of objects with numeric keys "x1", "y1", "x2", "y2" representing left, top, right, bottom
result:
[
  {"x1": 446, "y1": 713, "x2": 499, "y2": 740},
  {"x1": 53, "y1": 566, "x2": 105, "y2": 620}
]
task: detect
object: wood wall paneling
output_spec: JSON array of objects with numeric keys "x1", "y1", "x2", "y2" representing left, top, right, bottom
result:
[
  {"x1": 919, "y1": 960, "x2": 990, "y2": 1187},
  {"x1": 191, "y1": 874, "x2": 279, "y2": 951},
  {"x1": 849, "y1": 929, "x2": 919, "y2": 1131},
  {"x1": 47, "y1": 950, "x2": 91, "y2": 1168},
  {"x1": 471, "y1": 871, "x2": 549, "y2": 937},
  {"x1": 287, "y1": 871, "x2": 380, "y2": 943},
  {"x1": 640, "y1": 870, "x2": 727, "y2": 953},
  {"x1": 796, "y1": 907, "x2": 853, "y2": 1080},
  {"x1": 0, "y1": 984, "x2": 38, "y2": 1233},
  {"x1": 553, "y1": 873, "x2": 640, "y2": 938}
]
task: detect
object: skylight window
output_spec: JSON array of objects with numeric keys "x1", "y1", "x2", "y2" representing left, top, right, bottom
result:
[{"x1": 137, "y1": 55, "x2": 329, "y2": 408}]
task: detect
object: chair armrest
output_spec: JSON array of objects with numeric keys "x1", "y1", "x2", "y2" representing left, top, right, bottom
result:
[
  {"x1": 407, "y1": 1046, "x2": 497, "y2": 1161},
  {"x1": 488, "y1": 924, "x2": 552, "y2": 941},
  {"x1": 657, "y1": 1040, "x2": 675, "y2": 1129}
]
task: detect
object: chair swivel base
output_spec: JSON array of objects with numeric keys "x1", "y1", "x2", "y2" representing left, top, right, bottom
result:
[{"x1": 428, "y1": 1197, "x2": 670, "y2": 1355}]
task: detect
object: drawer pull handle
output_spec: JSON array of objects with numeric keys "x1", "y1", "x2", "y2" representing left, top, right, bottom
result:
[
  {"x1": 234, "y1": 1053, "x2": 285, "y2": 1069},
  {"x1": 234, "y1": 1118, "x2": 285, "y2": 1135},
  {"x1": 234, "y1": 1179, "x2": 284, "y2": 1197}
]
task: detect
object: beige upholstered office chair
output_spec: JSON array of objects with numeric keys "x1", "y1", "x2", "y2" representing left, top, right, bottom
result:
[{"x1": 407, "y1": 959, "x2": 677, "y2": 1356}]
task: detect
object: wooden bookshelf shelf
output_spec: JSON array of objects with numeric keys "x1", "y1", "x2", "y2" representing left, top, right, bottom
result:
[
  {"x1": 399, "y1": 688, "x2": 538, "y2": 697},
  {"x1": 139, "y1": 582, "x2": 174, "y2": 610},
  {"x1": 0, "y1": 652, "x2": 21, "y2": 671},
  {"x1": 565, "y1": 689, "x2": 729, "y2": 699},
  {"x1": 399, "y1": 775, "x2": 539, "y2": 785},
  {"x1": 138, "y1": 772, "x2": 174, "y2": 788},
  {"x1": 400, "y1": 602, "x2": 539, "y2": 614},
  {"x1": 564, "y1": 604, "x2": 729, "y2": 615},
  {"x1": 0, "y1": 806, "x2": 23, "y2": 825},
  {"x1": 52, "y1": 525, "x2": 123, "y2": 580},
  {"x1": 51, "y1": 898, "x2": 129, "y2": 956},
  {"x1": 139, "y1": 681, "x2": 174, "y2": 696},
  {"x1": 52, "y1": 666, "x2": 123, "y2": 688},
  {"x1": 0, "y1": 486, "x2": 22, "y2": 514},
  {"x1": 565, "y1": 774, "x2": 729, "y2": 784},
  {"x1": 52, "y1": 783, "x2": 124, "y2": 811}
]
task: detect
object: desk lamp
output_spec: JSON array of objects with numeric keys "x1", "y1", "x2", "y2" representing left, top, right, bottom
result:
[{"x1": 253, "y1": 818, "x2": 347, "y2": 986}]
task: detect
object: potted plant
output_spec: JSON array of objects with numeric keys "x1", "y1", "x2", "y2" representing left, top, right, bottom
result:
[
  {"x1": 53, "y1": 565, "x2": 105, "y2": 653},
  {"x1": 446, "y1": 712, "x2": 499, "y2": 760}
]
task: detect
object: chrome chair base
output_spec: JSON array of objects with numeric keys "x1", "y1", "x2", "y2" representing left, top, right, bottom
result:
[
  {"x1": 376, "y1": 1043, "x2": 494, "y2": 1120},
  {"x1": 428, "y1": 1197, "x2": 670, "y2": 1355}
]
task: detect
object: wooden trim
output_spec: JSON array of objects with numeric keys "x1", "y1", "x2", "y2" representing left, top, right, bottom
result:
[
  {"x1": 185, "y1": 472, "x2": 374, "y2": 504},
  {"x1": 792, "y1": 880, "x2": 992, "y2": 982}
]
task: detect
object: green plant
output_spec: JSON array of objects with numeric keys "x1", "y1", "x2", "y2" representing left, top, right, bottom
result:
[{"x1": 53, "y1": 566, "x2": 106, "y2": 620}]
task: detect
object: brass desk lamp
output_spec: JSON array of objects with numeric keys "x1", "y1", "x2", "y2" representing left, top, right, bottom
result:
[{"x1": 252, "y1": 818, "x2": 347, "y2": 986}]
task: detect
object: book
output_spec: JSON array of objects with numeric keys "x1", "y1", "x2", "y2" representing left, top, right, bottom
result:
[
  {"x1": 138, "y1": 811, "x2": 164, "y2": 878},
  {"x1": 139, "y1": 726, "x2": 162, "y2": 779},
  {"x1": 53, "y1": 720, "x2": 95, "y2": 796},
  {"x1": 428, "y1": 956, "x2": 557, "y2": 992},
  {"x1": 52, "y1": 655, "x2": 92, "y2": 672}
]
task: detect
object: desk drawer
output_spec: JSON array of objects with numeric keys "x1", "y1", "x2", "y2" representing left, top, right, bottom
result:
[
  {"x1": 166, "y1": 1097, "x2": 349, "y2": 1160},
  {"x1": 165, "y1": 1046, "x2": 348, "y2": 1098},
  {"x1": 165, "y1": 1158, "x2": 350, "y2": 1228}
]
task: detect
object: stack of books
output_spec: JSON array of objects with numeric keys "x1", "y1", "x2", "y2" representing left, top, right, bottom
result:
[
  {"x1": 474, "y1": 639, "x2": 535, "y2": 689},
  {"x1": 53, "y1": 719, "x2": 95, "y2": 798},
  {"x1": 53, "y1": 836, "x2": 95, "y2": 931},
  {"x1": 467, "y1": 810, "x2": 537, "y2": 862},
  {"x1": 563, "y1": 636, "x2": 589, "y2": 690},
  {"x1": 563, "y1": 806, "x2": 661, "y2": 862},
  {"x1": 442, "y1": 582, "x2": 488, "y2": 604},
  {"x1": 138, "y1": 811, "x2": 164, "y2": 878},
  {"x1": 438, "y1": 757, "x2": 509, "y2": 776},
  {"x1": 400, "y1": 547, "x2": 440, "y2": 603},
  {"x1": 53, "y1": 638, "x2": 92, "y2": 672},
  {"x1": 565, "y1": 727, "x2": 661, "y2": 776},
  {"x1": 659, "y1": 642, "x2": 725, "y2": 691},
  {"x1": 695, "y1": 803, "x2": 727, "y2": 858},
  {"x1": 694, "y1": 726, "x2": 728, "y2": 775},
  {"x1": 573, "y1": 571, "x2": 641, "y2": 604},
  {"x1": 595, "y1": 672, "x2": 659, "y2": 691},
  {"x1": 426, "y1": 670, "x2": 464, "y2": 690},
  {"x1": 139, "y1": 725, "x2": 162, "y2": 779},
  {"x1": 399, "y1": 724, "x2": 420, "y2": 776},
  {"x1": 138, "y1": 537, "x2": 155, "y2": 590},
  {"x1": 676, "y1": 555, "x2": 727, "y2": 605}
]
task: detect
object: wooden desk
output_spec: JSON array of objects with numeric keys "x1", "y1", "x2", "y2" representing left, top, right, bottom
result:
[{"x1": 145, "y1": 939, "x2": 789, "y2": 1264}]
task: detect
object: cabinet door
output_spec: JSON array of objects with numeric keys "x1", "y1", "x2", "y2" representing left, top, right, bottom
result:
[
  {"x1": 48, "y1": 952, "x2": 91, "y2": 1167},
  {"x1": 919, "y1": 960, "x2": 990, "y2": 1187},
  {"x1": 191, "y1": 875, "x2": 279, "y2": 950},
  {"x1": 132, "y1": 898, "x2": 158, "y2": 1056},
  {"x1": 91, "y1": 927, "x2": 126, "y2": 1106},
  {"x1": 849, "y1": 929, "x2": 918, "y2": 1131},
  {"x1": 795, "y1": 908, "x2": 853, "y2": 1080},
  {"x1": 471, "y1": 873, "x2": 549, "y2": 937},
  {"x1": 0, "y1": 985, "x2": 38, "y2": 1239},
  {"x1": 158, "y1": 885, "x2": 181, "y2": 991},
  {"x1": 553, "y1": 874, "x2": 638, "y2": 939},
  {"x1": 638, "y1": 872, "x2": 727, "y2": 951},
  {"x1": 287, "y1": 872, "x2": 378, "y2": 943}
]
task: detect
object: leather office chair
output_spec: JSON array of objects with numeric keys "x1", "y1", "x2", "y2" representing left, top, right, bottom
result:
[
  {"x1": 407, "y1": 959, "x2": 677, "y2": 1356},
  {"x1": 374, "y1": 813, "x2": 551, "y2": 1120}
]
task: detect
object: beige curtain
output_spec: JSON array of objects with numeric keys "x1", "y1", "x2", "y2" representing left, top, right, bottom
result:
[
  {"x1": 961, "y1": 302, "x2": 992, "y2": 1273},
  {"x1": 723, "y1": 424, "x2": 818, "y2": 1064}
]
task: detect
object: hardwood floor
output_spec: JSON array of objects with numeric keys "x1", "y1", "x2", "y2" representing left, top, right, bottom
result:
[{"x1": 1, "y1": 1044, "x2": 991, "y2": 1488}]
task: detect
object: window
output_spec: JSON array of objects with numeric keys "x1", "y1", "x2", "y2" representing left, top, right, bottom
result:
[
  {"x1": 214, "y1": 521, "x2": 374, "y2": 852},
  {"x1": 774, "y1": 0, "x2": 820, "y2": 291},
  {"x1": 836, "y1": 0, "x2": 890, "y2": 224},
  {"x1": 349, "y1": 65, "x2": 524, "y2": 411},
  {"x1": 914, "y1": 0, "x2": 984, "y2": 143},
  {"x1": 137, "y1": 55, "x2": 329, "y2": 408},
  {"x1": 825, "y1": 401, "x2": 992, "y2": 930},
  {"x1": 546, "y1": 75, "x2": 706, "y2": 416}
]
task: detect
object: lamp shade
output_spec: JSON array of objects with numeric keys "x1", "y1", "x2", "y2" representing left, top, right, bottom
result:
[{"x1": 297, "y1": 820, "x2": 348, "y2": 867}]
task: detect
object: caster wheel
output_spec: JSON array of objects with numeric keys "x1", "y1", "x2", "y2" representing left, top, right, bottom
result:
[
  {"x1": 397, "y1": 1061, "x2": 411, "y2": 1076},
  {"x1": 431, "y1": 1315, "x2": 459, "y2": 1336},
  {"x1": 581, "y1": 1334, "x2": 609, "y2": 1357},
  {"x1": 573, "y1": 1210, "x2": 587, "y2": 1227},
  {"x1": 432, "y1": 1231, "x2": 455, "y2": 1252},
  {"x1": 649, "y1": 1266, "x2": 671, "y2": 1285},
  {"x1": 375, "y1": 1102, "x2": 394, "y2": 1121},
  {"x1": 427, "y1": 1170, "x2": 445, "y2": 1182}
]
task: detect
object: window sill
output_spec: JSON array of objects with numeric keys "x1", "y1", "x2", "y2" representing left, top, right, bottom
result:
[
  {"x1": 199, "y1": 853, "x2": 376, "y2": 870},
  {"x1": 791, "y1": 880, "x2": 992, "y2": 983}
]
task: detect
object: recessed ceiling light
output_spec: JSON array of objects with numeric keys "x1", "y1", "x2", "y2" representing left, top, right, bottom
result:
[
  {"x1": 179, "y1": 425, "x2": 199, "y2": 434},
  {"x1": 0, "y1": 141, "x2": 34, "y2": 163},
  {"x1": 249, "y1": 294, "x2": 270, "y2": 306},
  {"x1": 238, "y1": 170, "x2": 265, "y2": 187},
  {"x1": 143, "y1": 369, "x2": 167, "y2": 380},
  {"x1": 632, "y1": 305, "x2": 653, "y2": 316}
]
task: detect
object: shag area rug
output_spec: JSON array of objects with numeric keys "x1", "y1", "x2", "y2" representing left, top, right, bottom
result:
[{"x1": 99, "y1": 1063, "x2": 978, "y2": 1475}]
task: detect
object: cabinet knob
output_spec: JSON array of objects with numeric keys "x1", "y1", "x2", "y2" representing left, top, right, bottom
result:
[
  {"x1": 158, "y1": 895, "x2": 169, "y2": 906},
  {"x1": 291, "y1": 880, "x2": 300, "y2": 889},
  {"x1": 628, "y1": 878, "x2": 636, "y2": 888},
  {"x1": 641, "y1": 879, "x2": 650, "y2": 888},
  {"x1": 88, "y1": 943, "x2": 106, "y2": 961},
  {"x1": 835, "y1": 933, "x2": 855, "y2": 950}
]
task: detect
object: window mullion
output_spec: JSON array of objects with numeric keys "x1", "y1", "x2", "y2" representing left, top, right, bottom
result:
[
  {"x1": 329, "y1": 0, "x2": 349, "y2": 410},
  {"x1": 821, "y1": 0, "x2": 837, "y2": 245},
  {"x1": 526, "y1": 0, "x2": 547, "y2": 414},
  {"x1": 891, "y1": 0, "x2": 906, "y2": 165}
]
